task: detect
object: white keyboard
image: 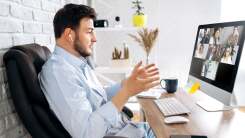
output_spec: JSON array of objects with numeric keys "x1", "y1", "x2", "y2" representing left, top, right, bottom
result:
[{"x1": 154, "y1": 97, "x2": 190, "y2": 117}]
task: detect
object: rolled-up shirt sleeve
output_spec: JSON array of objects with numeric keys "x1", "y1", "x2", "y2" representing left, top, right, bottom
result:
[
  {"x1": 39, "y1": 66, "x2": 121, "y2": 138},
  {"x1": 105, "y1": 83, "x2": 122, "y2": 100}
]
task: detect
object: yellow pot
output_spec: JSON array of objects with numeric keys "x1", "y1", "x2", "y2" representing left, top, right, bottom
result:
[{"x1": 132, "y1": 15, "x2": 147, "y2": 27}]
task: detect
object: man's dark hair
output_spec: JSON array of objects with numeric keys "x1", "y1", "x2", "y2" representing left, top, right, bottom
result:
[{"x1": 53, "y1": 4, "x2": 96, "y2": 39}]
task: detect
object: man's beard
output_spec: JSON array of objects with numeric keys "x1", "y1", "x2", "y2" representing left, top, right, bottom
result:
[{"x1": 74, "y1": 36, "x2": 91, "y2": 57}]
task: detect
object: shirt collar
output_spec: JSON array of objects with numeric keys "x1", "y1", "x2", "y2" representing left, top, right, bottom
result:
[{"x1": 53, "y1": 45, "x2": 88, "y2": 68}]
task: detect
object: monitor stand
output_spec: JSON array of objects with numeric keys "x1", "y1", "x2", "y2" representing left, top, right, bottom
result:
[
  {"x1": 182, "y1": 86, "x2": 235, "y2": 112},
  {"x1": 195, "y1": 90, "x2": 239, "y2": 112},
  {"x1": 196, "y1": 100, "x2": 233, "y2": 112}
]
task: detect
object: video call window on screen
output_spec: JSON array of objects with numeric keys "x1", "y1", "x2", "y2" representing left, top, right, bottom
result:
[
  {"x1": 201, "y1": 60, "x2": 219, "y2": 80},
  {"x1": 194, "y1": 26, "x2": 244, "y2": 80}
]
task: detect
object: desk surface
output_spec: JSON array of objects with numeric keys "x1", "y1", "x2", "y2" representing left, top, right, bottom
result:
[{"x1": 137, "y1": 88, "x2": 245, "y2": 138}]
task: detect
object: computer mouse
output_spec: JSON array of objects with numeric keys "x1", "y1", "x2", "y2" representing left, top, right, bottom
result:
[{"x1": 164, "y1": 116, "x2": 189, "y2": 124}]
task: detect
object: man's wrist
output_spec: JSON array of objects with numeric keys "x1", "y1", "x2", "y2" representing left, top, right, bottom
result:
[
  {"x1": 111, "y1": 89, "x2": 130, "y2": 111},
  {"x1": 120, "y1": 79, "x2": 125, "y2": 88},
  {"x1": 120, "y1": 85, "x2": 131, "y2": 98},
  {"x1": 121, "y1": 79, "x2": 133, "y2": 97}
]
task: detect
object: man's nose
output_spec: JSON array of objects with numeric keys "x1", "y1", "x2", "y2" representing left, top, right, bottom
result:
[{"x1": 92, "y1": 34, "x2": 97, "y2": 42}]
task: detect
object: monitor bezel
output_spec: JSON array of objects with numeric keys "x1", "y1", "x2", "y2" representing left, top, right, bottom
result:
[{"x1": 189, "y1": 21, "x2": 245, "y2": 93}]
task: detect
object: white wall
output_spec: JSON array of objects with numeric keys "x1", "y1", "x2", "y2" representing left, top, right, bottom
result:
[
  {"x1": 221, "y1": 0, "x2": 245, "y2": 21},
  {"x1": 94, "y1": 0, "x2": 221, "y2": 86},
  {"x1": 156, "y1": 0, "x2": 221, "y2": 86},
  {"x1": 93, "y1": 0, "x2": 160, "y2": 67},
  {"x1": 93, "y1": 0, "x2": 159, "y2": 28}
]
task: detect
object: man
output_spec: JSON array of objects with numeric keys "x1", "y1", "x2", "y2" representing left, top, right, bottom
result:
[
  {"x1": 200, "y1": 29, "x2": 210, "y2": 44},
  {"x1": 39, "y1": 4, "x2": 160, "y2": 138}
]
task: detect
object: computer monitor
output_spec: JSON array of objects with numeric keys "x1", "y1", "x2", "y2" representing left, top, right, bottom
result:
[{"x1": 188, "y1": 21, "x2": 245, "y2": 111}]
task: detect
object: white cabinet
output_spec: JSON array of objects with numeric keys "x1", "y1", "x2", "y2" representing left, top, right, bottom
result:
[{"x1": 94, "y1": 66, "x2": 132, "y2": 85}]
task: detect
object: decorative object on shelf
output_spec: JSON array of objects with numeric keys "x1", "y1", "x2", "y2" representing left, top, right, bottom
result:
[
  {"x1": 132, "y1": 0, "x2": 147, "y2": 27},
  {"x1": 123, "y1": 42, "x2": 129, "y2": 59},
  {"x1": 94, "y1": 19, "x2": 109, "y2": 27},
  {"x1": 111, "y1": 59, "x2": 130, "y2": 68},
  {"x1": 111, "y1": 43, "x2": 130, "y2": 67},
  {"x1": 112, "y1": 47, "x2": 122, "y2": 60},
  {"x1": 115, "y1": 16, "x2": 122, "y2": 28},
  {"x1": 129, "y1": 28, "x2": 159, "y2": 64}
]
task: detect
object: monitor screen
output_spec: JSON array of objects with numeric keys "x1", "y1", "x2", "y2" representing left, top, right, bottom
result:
[{"x1": 189, "y1": 21, "x2": 245, "y2": 93}]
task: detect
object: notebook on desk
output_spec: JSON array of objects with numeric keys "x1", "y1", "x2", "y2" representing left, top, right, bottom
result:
[{"x1": 137, "y1": 88, "x2": 165, "y2": 99}]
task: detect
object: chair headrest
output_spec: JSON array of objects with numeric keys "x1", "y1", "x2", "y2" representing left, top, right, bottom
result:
[{"x1": 4, "y1": 43, "x2": 51, "y2": 106}]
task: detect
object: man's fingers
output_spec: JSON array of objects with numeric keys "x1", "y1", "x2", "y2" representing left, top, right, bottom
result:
[
  {"x1": 146, "y1": 67, "x2": 158, "y2": 74},
  {"x1": 144, "y1": 67, "x2": 159, "y2": 76},
  {"x1": 137, "y1": 68, "x2": 146, "y2": 75},
  {"x1": 146, "y1": 71, "x2": 159, "y2": 77},
  {"x1": 135, "y1": 61, "x2": 143, "y2": 69},
  {"x1": 137, "y1": 66, "x2": 158, "y2": 77},
  {"x1": 145, "y1": 81, "x2": 160, "y2": 90},
  {"x1": 143, "y1": 76, "x2": 160, "y2": 84},
  {"x1": 140, "y1": 70, "x2": 159, "y2": 78},
  {"x1": 131, "y1": 61, "x2": 143, "y2": 77},
  {"x1": 133, "y1": 62, "x2": 159, "y2": 86},
  {"x1": 144, "y1": 63, "x2": 155, "y2": 70}
]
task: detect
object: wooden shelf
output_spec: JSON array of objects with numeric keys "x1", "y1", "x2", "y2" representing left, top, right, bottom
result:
[{"x1": 94, "y1": 27, "x2": 142, "y2": 32}]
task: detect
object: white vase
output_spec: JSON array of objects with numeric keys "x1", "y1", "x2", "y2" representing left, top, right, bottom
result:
[{"x1": 146, "y1": 55, "x2": 150, "y2": 65}]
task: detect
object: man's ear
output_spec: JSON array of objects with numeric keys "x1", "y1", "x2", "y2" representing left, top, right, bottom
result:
[
  {"x1": 64, "y1": 28, "x2": 74, "y2": 42},
  {"x1": 69, "y1": 34, "x2": 73, "y2": 42}
]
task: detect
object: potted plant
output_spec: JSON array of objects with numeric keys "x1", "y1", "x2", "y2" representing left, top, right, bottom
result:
[
  {"x1": 129, "y1": 28, "x2": 159, "y2": 64},
  {"x1": 132, "y1": 0, "x2": 147, "y2": 27},
  {"x1": 111, "y1": 43, "x2": 130, "y2": 67}
]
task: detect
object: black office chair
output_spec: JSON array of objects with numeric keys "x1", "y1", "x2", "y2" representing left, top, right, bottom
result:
[{"x1": 3, "y1": 43, "x2": 132, "y2": 138}]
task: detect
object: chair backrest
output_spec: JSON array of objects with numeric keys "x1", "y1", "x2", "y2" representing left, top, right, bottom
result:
[{"x1": 3, "y1": 44, "x2": 71, "y2": 138}]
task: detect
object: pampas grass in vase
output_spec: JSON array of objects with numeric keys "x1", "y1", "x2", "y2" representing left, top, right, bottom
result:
[{"x1": 129, "y1": 28, "x2": 159, "y2": 64}]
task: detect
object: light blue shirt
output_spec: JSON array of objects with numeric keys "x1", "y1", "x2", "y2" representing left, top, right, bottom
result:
[{"x1": 38, "y1": 46, "x2": 145, "y2": 138}]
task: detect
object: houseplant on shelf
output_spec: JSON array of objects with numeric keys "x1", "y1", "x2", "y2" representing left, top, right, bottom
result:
[
  {"x1": 129, "y1": 28, "x2": 159, "y2": 64},
  {"x1": 132, "y1": 0, "x2": 147, "y2": 27},
  {"x1": 111, "y1": 43, "x2": 130, "y2": 67}
]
